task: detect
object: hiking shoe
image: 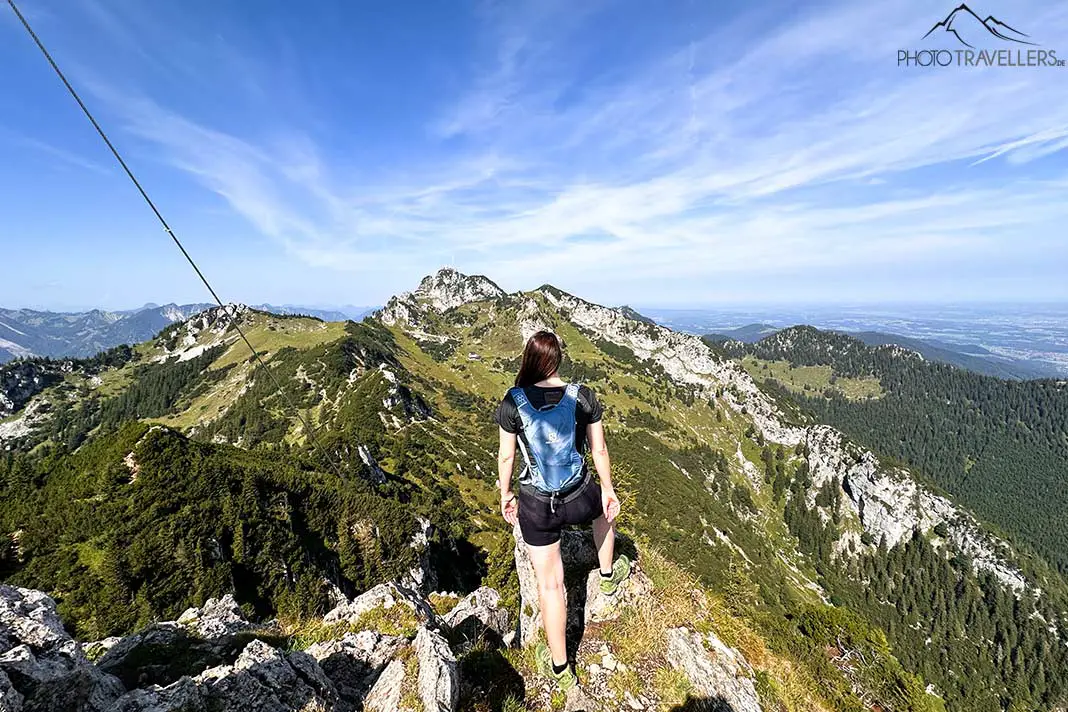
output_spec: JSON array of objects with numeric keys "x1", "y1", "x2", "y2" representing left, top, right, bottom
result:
[
  {"x1": 599, "y1": 554, "x2": 632, "y2": 596},
  {"x1": 535, "y1": 642, "x2": 577, "y2": 691}
]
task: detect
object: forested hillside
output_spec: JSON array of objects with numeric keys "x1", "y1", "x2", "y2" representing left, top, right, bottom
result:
[
  {"x1": 0, "y1": 424, "x2": 423, "y2": 638},
  {"x1": 716, "y1": 326, "x2": 1068, "y2": 574},
  {"x1": 1, "y1": 271, "x2": 1066, "y2": 711}
]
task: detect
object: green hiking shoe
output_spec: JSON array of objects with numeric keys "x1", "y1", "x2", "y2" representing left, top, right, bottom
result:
[
  {"x1": 599, "y1": 554, "x2": 632, "y2": 596},
  {"x1": 535, "y1": 642, "x2": 577, "y2": 691}
]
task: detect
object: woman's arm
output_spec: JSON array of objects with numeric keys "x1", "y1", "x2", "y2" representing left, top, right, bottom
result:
[
  {"x1": 587, "y1": 421, "x2": 612, "y2": 488},
  {"x1": 587, "y1": 421, "x2": 620, "y2": 521},
  {"x1": 497, "y1": 427, "x2": 519, "y2": 525}
]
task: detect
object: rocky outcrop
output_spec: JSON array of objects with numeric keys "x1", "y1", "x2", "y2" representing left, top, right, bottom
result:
[
  {"x1": 0, "y1": 397, "x2": 52, "y2": 448},
  {"x1": 356, "y1": 443, "x2": 389, "y2": 485},
  {"x1": 175, "y1": 594, "x2": 253, "y2": 639},
  {"x1": 513, "y1": 523, "x2": 547, "y2": 645},
  {"x1": 306, "y1": 630, "x2": 405, "y2": 711},
  {"x1": 401, "y1": 518, "x2": 439, "y2": 595},
  {"x1": 362, "y1": 627, "x2": 458, "y2": 712},
  {"x1": 1, "y1": 669, "x2": 23, "y2": 710},
  {"x1": 411, "y1": 269, "x2": 505, "y2": 313},
  {"x1": 324, "y1": 582, "x2": 438, "y2": 630},
  {"x1": 377, "y1": 268, "x2": 505, "y2": 328},
  {"x1": 153, "y1": 303, "x2": 250, "y2": 363},
  {"x1": 807, "y1": 426, "x2": 1028, "y2": 591},
  {"x1": 582, "y1": 562, "x2": 652, "y2": 625},
  {"x1": 0, "y1": 585, "x2": 125, "y2": 711},
  {"x1": 111, "y1": 639, "x2": 337, "y2": 712},
  {"x1": 515, "y1": 295, "x2": 555, "y2": 342},
  {"x1": 441, "y1": 587, "x2": 511, "y2": 652},
  {"x1": 3, "y1": 580, "x2": 462, "y2": 712},
  {"x1": 0, "y1": 644, "x2": 124, "y2": 712},
  {"x1": 537, "y1": 287, "x2": 797, "y2": 440},
  {"x1": 665, "y1": 628, "x2": 762, "y2": 712},
  {"x1": 0, "y1": 586, "x2": 68, "y2": 654},
  {"x1": 363, "y1": 656, "x2": 407, "y2": 712},
  {"x1": 376, "y1": 365, "x2": 433, "y2": 428},
  {"x1": 2, "y1": 557, "x2": 774, "y2": 712},
  {"x1": 80, "y1": 637, "x2": 121, "y2": 662},
  {"x1": 413, "y1": 626, "x2": 459, "y2": 712},
  {"x1": 0, "y1": 361, "x2": 63, "y2": 419},
  {"x1": 95, "y1": 594, "x2": 271, "y2": 690}
]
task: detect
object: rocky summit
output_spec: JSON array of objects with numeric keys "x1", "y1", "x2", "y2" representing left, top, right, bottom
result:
[
  {"x1": 1, "y1": 268, "x2": 1066, "y2": 710},
  {"x1": 1, "y1": 531, "x2": 767, "y2": 712}
]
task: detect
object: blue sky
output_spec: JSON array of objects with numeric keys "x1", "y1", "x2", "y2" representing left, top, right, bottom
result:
[{"x1": 1, "y1": 0, "x2": 1067, "y2": 311}]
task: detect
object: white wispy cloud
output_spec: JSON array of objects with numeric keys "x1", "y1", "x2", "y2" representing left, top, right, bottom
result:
[
  {"x1": 79, "y1": 0, "x2": 1068, "y2": 301},
  {"x1": 0, "y1": 128, "x2": 112, "y2": 175}
]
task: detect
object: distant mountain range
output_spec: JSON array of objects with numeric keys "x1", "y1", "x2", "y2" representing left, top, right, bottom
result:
[
  {"x1": 0, "y1": 303, "x2": 376, "y2": 363},
  {"x1": 5, "y1": 300, "x2": 1060, "y2": 382},
  {"x1": 704, "y1": 323, "x2": 1060, "y2": 379}
]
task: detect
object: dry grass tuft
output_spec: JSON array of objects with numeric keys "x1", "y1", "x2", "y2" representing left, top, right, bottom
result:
[
  {"x1": 400, "y1": 647, "x2": 424, "y2": 711},
  {"x1": 282, "y1": 618, "x2": 359, "y2": 651},
  {"x1": 280, "y1": 602, "x2": 421, "y2": 651},
  {"x1": 429, "y1": 592, "x2": 461, "y2": 617},
  {"x1": 652, "y1": 666, "x2": 694, "y2": 708}
]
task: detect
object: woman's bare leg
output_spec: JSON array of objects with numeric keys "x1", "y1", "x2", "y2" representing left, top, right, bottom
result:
[
  {"x1": 592, "y1": 515, "x2": 615, "y2": 575},
  {"x1": 527, "y1": 541, "x2": 568, "y2": 665}
]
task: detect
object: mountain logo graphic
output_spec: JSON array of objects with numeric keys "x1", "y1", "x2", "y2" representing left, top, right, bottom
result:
[{"x1": 922, "y1": 4, "x2": 1037, "y2": 48}]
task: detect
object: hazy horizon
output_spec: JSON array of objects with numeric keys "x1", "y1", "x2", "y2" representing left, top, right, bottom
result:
[
  {"x1": 5, "y1": 287, "x2": 1068, "y2": 315},
  {"x1": 6, "y1": 295, "x2": 1068, "y2": 316}
]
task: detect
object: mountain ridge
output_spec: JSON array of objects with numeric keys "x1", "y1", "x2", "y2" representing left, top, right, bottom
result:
[
  {"x1": 377, "y1": 272, "x2": 1035, "y2": 588},
  {"x1": 718, "y1": 324, "x2": 1068, "y2": 573},
  {"x1": 0, "y1": 302, "x2": 376, "y2": 364},
  {"x1": 1, "y1": 268, "x2": 1066, "y2": 710},
  {"x1": 705, "y1": 323, "x2": 1057, "y2": 379}
]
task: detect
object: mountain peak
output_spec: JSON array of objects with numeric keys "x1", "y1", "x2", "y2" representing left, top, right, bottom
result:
[
  {"x1": 415, "y1": 267, "x2": 505, "y2": 310},
  {"x1": 617, "y1": 305, "x2": 656, "y2": 325},
  {"x1": 378, "y1": 268, "x2": 505, "y2": 326}
]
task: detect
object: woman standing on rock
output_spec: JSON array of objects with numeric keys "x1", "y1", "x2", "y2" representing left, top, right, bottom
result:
[{"x1": 495, "y1": 330, "x2": 631, "y2": 691}]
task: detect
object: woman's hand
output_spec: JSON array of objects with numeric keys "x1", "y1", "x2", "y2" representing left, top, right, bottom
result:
[
  {"x1": 501, "y1": 491, "x2": 519, "y2": 526},
  {"x1": 601, "y1": 486, "x2": 621, "y2": 523}
]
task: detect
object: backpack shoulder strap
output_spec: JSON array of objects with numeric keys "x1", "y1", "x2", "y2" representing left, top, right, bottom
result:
[
  {"x1": 508, "y1": 386, "x2": 532, "y2": 412},
  {"x1": 559, "y1": 383, "x2": 580, "y2": 412}
]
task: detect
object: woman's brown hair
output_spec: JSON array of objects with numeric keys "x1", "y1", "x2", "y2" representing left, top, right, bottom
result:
[{"x1": 515, "y1": 331, "x2": 562, "y2": 387}]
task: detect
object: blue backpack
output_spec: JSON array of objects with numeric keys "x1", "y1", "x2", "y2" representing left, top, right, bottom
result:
[{"x1": 509, "y1": 383, "x2": 585, "y2": 495}]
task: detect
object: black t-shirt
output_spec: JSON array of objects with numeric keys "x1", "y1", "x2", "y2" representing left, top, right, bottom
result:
[{"x1": 495, "y1": 384, "x2": 604, "y2": 482}]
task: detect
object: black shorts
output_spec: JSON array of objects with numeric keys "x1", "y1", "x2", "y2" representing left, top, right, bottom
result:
[{"x1": 518, "y1": 473, "x2": 604, "y2": 547}]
